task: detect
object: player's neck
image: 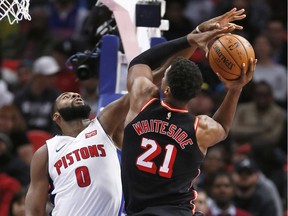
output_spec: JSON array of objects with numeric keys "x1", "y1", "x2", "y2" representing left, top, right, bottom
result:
[
  {"x1": 61, "y1": 119, "x2": 90, "y2": 137},
  {"x1": 163, "y1": 98, "x2": 188, "y2": 110}
]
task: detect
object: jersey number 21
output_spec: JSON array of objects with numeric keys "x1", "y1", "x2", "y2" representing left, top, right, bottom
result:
[{"x1": 136, "y1": 137, "x2": 177, "y2": 178}]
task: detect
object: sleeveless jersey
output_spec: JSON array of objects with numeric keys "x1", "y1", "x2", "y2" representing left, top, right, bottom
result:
[
  {"x1": 121, "y1": 98, "x2": 205, "y2": 215},
  {"x1": 47, "y1": 118, "x2": 122, "y2": 216}
]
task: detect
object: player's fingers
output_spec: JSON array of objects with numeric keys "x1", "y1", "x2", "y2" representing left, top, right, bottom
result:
[
  {"x1": 207, "y1": 22, "x2": 220, "y2": 31},
  {"x1": 230, "y1": 14, "x2": 246, "y2": 22},
  {"x1": 221, "y1": 24, "x2": 236, "y2": 33},
  {"x1": 204, "y1": 47, "x2": 209, "y2": 58},
  {"x1": 222, "y1": 8, "x2": 237, "y2": 19},
  {"x1": 246, "y1": 58, "x2": 257, "y2": 78},
  {"x1": 225, "y1": 23, "x2": 243, "y2": 31},
  {"x1": 233, "y1": 24, "x2": 244, "y2": 30},
  {"x1": 239, "y1": 62, "x2": 246, "y2": 81},
  {"x1": 229, "y1": 9, "x2": 245, "y2": 19},
  {"x1": 216, "y1": 72, "x2": 226, "y2": 83}
]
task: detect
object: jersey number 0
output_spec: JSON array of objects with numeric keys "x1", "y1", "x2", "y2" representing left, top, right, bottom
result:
[{"x1": 75, "y1": 166, "x2": 91, "y2": 187}]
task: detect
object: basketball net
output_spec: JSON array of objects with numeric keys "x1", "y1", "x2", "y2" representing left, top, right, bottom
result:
[{"x1": 0, "y1": 0, "x2": 31, "y2": 24}]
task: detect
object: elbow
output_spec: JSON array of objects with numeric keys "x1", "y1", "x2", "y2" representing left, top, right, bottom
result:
[
  {"x1": 222, "y1": 132, "x2": 229, "y2": 141},
  {"x1": 220, "y1": 126, "x2": 230, "y2": 141}
]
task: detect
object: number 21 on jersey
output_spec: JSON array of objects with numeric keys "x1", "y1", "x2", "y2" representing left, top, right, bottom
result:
[{"x1": 136, "y1": 137, "x2": 177, "y2": 178}]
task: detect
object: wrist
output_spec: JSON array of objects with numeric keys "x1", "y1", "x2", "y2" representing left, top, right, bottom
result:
[
  {"x1": 228, "y1": 88, "x2": 242, "y2": 94},
  {"x1": 195, "y1": 25, "x2": 202, "y2": 33}
]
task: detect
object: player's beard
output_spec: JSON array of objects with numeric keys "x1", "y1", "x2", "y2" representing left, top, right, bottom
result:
[{"x1": 58, "y1": 104, "x2": 91, "y2": 121}]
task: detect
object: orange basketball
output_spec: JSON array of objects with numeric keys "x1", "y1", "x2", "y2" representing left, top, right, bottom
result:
[{"x1": 208, "y1": 34, "x2": 255, "y2": 80}]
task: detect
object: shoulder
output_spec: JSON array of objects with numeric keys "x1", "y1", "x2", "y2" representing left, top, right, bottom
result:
[
  {"x1": 30, "y1": 144, "x2": 48, "y2": 172},
  {"x1": 197, "y1": 115, "x2": 216, "y2": 127},
  {"x1": 196, "y1": 115, "x2": 226, "y2": 150},
  {"x1": 33, "y1": 144, "x2": 48, "y2": 159},
  {"x1": 196, "y1": 115, "x2": 222, "y2": 134}
]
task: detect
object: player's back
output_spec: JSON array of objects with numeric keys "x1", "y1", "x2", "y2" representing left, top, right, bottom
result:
[
  {"x1": 121, "y1": 98, "x2": 204, "y2": 215},
  {"x1": 47, "y1": 118, "x2": 122, "y2": 216}
]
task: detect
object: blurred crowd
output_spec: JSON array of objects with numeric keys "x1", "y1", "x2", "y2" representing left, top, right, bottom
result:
[{"x1": 0, "y1": 0, "x2": 286, "y2": 216}]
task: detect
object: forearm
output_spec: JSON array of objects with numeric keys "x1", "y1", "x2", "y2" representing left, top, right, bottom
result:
[
  {"x1": 129, "y1": 36, "x2": 193, "y2": 70},
  {"x1": 212, "y1": 89, "x2": 242, "y2": 135},
  {"x1": 25, "y1": 195, "x2": 47, "y2": 216}
]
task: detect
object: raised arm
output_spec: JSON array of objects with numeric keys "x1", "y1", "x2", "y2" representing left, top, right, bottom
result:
[
  {"x1": 151, "y1": 8, "x2": 246, "y2": 86},
  {"x1": 25, "y1": 145, "x2": 49, "y2": 216},
  {"x1": 196, "y1": 58, "x2": 257, "y2": 153}
]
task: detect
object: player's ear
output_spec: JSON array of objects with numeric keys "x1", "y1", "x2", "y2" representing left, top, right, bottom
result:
[
  {"x1": 53, "y1": 112, "x2": 61, "y2": 122},
  {"x1": 164, "y1": 86, "x2": 170, "y2": 95}
]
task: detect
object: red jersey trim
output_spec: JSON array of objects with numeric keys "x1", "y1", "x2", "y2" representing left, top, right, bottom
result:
[
  {"x1": 160, "y1": 101, "x2": 188, "y2": 113},
  {"x1": 140, "y1": 98, "x2": 158, "y2": 112},
  {"x1": 194, "y1": 117, "x2": 199, "y2": 132}
]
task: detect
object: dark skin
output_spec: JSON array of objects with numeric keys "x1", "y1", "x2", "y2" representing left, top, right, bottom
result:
[{"x1": 25, "y1": 8, "x2": 249, "y2": 216}]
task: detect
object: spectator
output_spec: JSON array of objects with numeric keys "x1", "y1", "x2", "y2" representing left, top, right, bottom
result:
[
  {"x1": 196, "y1": 145, "x2": 227, "y2": 191},
  {"x1": 264, "y1": 19, "x2": 287, "y2": 67},
  {"x1": 0, "y1": 79, "x2": 14, "y2": 107},
  {"x1": 207, "y1": 171, "x2": 252, "y2": 216},
  {"x1": 0, "y1": 174, "x2": 21, "y2": 216},
  {"x1": 0, "y1": 104, "x2": 30, "y2": 154},
  {"x1": 51, "y1": 38, "x2": 82, "y2": 93},
  {"x1": 230, "y1": 81, "x2": 286, "y2": 176},
  {"x1": 0, "y1": 133, "x2": 30, "y2": 186},
  {"x1": 48, "y1": 0, "x2": 89, "y2": 40},
  {"x1": 233, "y1": 158, "x2": 282, "y2": 216},
  {"x1": 13, "y1": 133, "x2": 34, "y2": 167},
  {"x1": 1, "y1": 6, "x2": 54, "y2": 60},
  {"x1": 13, "y1": 56, "x2": 60, "y2": 133},
  {"x1": 194, "y1": 189, "x2": 209, "y2": 215},
  {"x1": 14, "y1": 60, "x2": 33, "y2": 94},
  {"x1": 8, "y1": 187, "x2": 28, "y2": 216},
  {"x1": 252, "y1": 34, "x2": 287, "y2": 107}
]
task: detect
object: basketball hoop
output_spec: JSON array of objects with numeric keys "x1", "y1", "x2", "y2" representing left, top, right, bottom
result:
[{"x1": 0, "y1": 0, "x2": 31, "y2": 24}]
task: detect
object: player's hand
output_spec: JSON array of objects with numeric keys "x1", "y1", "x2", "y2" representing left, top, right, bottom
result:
[
  {"x1": 195, "y1": 8, "x2": 246, "y2": 32},
  {"x1": 217, "y1": 58, "x2": 257, "y2": 90},
  {"x1": 188, "y1": 25, "x2": 236, "y2": 55}
]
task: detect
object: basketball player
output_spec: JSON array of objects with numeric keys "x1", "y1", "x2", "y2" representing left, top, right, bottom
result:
[
  {"x1": 121, "y1": 11, "x2": 257, "y2": 216},
  {"x1": 25, "y1": 8, "x2": 249, "y2": 216},
  {"x1": 25, "y1": 92, "x2": 130, "y2": 216}
]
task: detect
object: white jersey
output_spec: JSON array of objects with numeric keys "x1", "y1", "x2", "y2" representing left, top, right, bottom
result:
[{"x1": 47, "y1": 118, "x2": 122, "y2": 216}]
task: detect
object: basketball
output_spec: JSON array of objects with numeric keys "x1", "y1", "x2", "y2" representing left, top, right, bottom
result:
[{"x1": 208, "y1": 34, "x2": 255, "y2": 80}]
